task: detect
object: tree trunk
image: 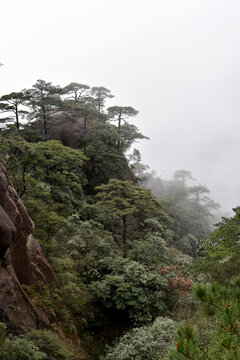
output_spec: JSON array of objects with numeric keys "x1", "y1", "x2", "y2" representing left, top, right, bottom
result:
[
  {"x1": 42, "y1": 105, "x2": 47, "y2": 141},
  {"x1": 15, "y1": 104, "x2": 19, "y2": 130},
  {"x1": 117, "y1": 112, "x2": 122, "y2": 149},
  {"x1": 83, "y1": 113, "x2": 88, "y2": 155},
  {"x1": 122, "y1": 215, "x2": 127, "y2": 258}
]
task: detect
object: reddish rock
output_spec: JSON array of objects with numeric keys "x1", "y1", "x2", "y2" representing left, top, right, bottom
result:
[
  {"x1": 0, "y1": 206, "x2": 16, "y2": 257},
  {"x1": 0, "y1": 162, "x2": 59, "y2": 332}
]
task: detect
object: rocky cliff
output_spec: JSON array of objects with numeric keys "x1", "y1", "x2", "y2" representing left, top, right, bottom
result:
[
  {"x1": 0, "y1": 162, "x2": 59, "y2": 332},
  {"x1": 50, "y1": 116, "x2": 90, "y2": 148}
]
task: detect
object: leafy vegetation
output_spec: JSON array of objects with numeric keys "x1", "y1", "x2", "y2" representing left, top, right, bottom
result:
[
  {"x1": 102, "y1": 317, "x2": 176, "y2": 360},
  {"x1": 170, "y1": 278, "x2": 240, "y2": 359},
  {"x1": 0, "y1": 78, "x2": 238, "y2": 360},
  {"x1": 143, "y1": 171, "x2": 220, "y2": 256}
]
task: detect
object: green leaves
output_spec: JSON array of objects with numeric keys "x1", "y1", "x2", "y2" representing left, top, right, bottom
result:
[
  {"x1": 89, "y1": 258, "x2": 170, "y2": 324},
  {"x1": 0, "y1": 91, "x2": 28, "y2": 130},
  {"x1": 0, "y1": 336, "x2": 47, "y2": 360},
  {"x1": 95, "y1": 179, "x2": 169, "y2": 222},
  {"x1": 153, "y1": 172, "x2": 219, "y2": 256},
  {"x1": 91, "y1": 86, "x2": 114, "y2": 112},
  {"x1": 197, "y1": 207, "x2": 240, "y2": 283},
  {"x1": 25, "y1": 330, "x2": 75, "y2": 360},
  {"x1": 93, "y1": 179, "x2": 170, "y2": 256},
  {"x1": 128, "y1": 233, "x2": 167, "y2": 267},
  {"x1": 171, "y1": 278, "x2": 240, "y2": 360},
  {"x1": 62, "y1": 82, "x2": 90, "y2": 102},
  {"x1": 102, "y1": 317, "x2": 176, "y2": 360}
]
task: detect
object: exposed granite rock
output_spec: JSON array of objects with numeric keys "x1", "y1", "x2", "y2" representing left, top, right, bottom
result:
[
  {"x1": 0, "y1": 206, "x2": 15, "y2": 258},
  {"x1": 0, "y1": 162, "x2": 59, "y2": 332},
  {"x1": 50, "y1": 116, "x2": 90, "y2": 148}
]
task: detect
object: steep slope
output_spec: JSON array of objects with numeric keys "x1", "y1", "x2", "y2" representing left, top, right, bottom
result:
[{"x1": 0, "y1": 161, "x2": 59, "y2": 332}]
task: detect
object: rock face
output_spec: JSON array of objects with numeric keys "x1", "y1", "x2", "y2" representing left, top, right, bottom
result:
[
  {"x1": 50, "y1": 116, "x2": 90, "y2": 148},
  {"x1": 0, "y1": 162, "x2": 59, "y2": 332}
]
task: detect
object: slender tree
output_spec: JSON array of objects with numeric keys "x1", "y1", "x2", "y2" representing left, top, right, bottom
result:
[
  {"x1": 91, "y1": 86, "x2": 114, "y2": 112},
  {"x1": 94, "y1": 179, "x2": 169, "y2": 257},
  {"x1": 0, "y1": 92, "x2": 28, "y2": 130},
  {"x1": 188, "y1": 185, "x2": 210, "y2": 207},
  {"x1": 60, "y1": 99, "x2": 106, "y2": 154},
  {"x1": 26, "y1": 80, "x2": 62, "y2": 141},
  {"x1": 61, "y1": 82, "x2": 90, "y2": 102},
  {"x1": 107, "y1": 106, "x2": 138, "y2": 149},
  {"x1": 173, "y1": 170, "x2": 195, "y2": 184}
]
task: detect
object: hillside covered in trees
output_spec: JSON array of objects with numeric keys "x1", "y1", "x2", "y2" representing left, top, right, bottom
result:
[{"x1": 0, "y1": 79, "x2": 239, "y2": 359}]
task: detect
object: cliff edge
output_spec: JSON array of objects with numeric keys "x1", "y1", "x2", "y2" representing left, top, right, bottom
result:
[{"x1": 0, "y1": 162, "x2": 59, "y2": 332}]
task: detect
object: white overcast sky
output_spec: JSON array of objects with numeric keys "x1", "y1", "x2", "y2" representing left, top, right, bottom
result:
[{"x1": 1, "y1": 0, "x2": 240, "y2": 213}]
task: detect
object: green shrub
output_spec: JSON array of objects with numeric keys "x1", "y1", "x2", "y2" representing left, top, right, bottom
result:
[
  {"x1": 25, "y1": 330, "x2": 74, "y2": 360},
  {"x1": 102, "y1": 317, "x2": 176, "y2": 360},
  {"x1": 0, "y1": 337, "x2": 46, "y2": 360},
  {"x1": 128, "y1": 233, "x2": 167, "y2": 266},
  {"x1": 89, "y1": 258, "x2": 171, "y2": 325}
]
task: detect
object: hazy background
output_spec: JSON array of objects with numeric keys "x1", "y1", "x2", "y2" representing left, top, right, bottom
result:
[{"x1": 1, "y1": 0, "x2": 240, "y2": 213}]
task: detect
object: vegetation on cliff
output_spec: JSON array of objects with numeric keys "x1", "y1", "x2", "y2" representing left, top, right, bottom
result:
[{"x1": 0, "y1": 79, "x2": 238, "y2": 359}]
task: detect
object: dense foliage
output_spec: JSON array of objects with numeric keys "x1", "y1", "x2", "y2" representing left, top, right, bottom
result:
[
  {"x1": 170, "y1": 278, "x2": 240, "y2": 359},
  {"x1": 102, "y1": 317, "x2": 176, "y2": 360},
  {"x1": 143, "y1": 171, "x2": 220, "y2": 256},
  {"x1": 0, "y1": 79, "x2": 238, "y2": 360}
]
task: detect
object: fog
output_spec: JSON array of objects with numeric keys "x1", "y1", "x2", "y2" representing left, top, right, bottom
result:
[{"x1": 1, "y1": 0, "x2": 240, "y2": 213}]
